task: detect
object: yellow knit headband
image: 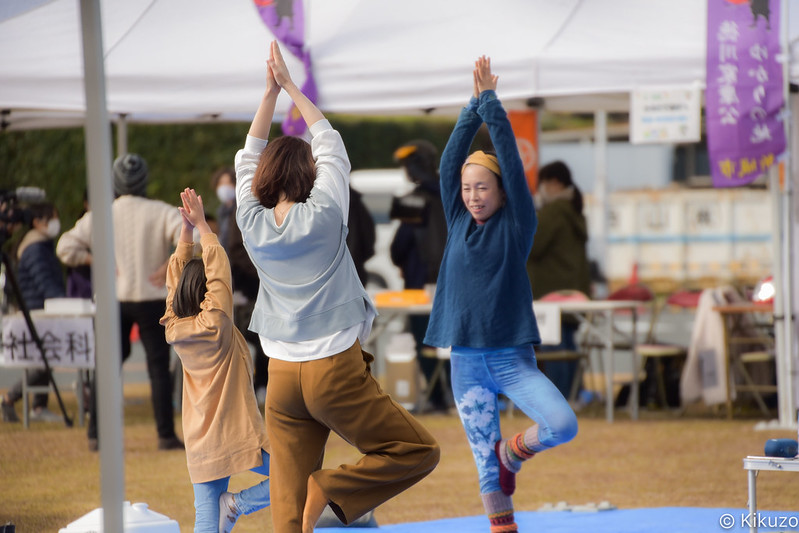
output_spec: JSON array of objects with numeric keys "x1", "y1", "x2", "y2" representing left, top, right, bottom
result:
[{"x1": 462, "y1": 151, "x2": 501, "y2": 177}]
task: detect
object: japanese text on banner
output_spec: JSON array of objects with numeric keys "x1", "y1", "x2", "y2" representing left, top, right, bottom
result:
[{"x1": 705, "y1": 0, "x2": 785, "y2": 188}]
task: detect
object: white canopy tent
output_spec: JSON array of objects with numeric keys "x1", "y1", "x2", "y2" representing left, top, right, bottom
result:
[
  {"x1": 5, "y1": 0, "x2": 799, "y2": 126},
  {"x1": 2, "y1": 0, "x2": 799, "y2": 529}
]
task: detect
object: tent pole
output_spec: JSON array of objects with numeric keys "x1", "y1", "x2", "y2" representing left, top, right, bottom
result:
[
  {"x1": 116, "y1": 114, "x2": 128, "y2": 157},
  {"x1": 768, "y1": 165, "x2": 788, "y2": 428},
  {"x1": 781, "y1": 119, "x2": 796, "y2": 428},
  {"x1": 79, "y1": 0, "x2": 125, "y2": 530},
  {"x1": 778, "y1": 0, "x2": 796, "y2": 428},
  {"x1": 787, "y1": 90, "x2": 798, "y2": 426}
]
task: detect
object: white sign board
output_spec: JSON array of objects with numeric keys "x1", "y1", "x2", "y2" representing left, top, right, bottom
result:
[
  {"x1": 533, "y1": 302, "x2": 562, "y2": 345},
  {"x1": 630, "y1": 86, "x2": 701, "y2": 144},
  {"x1": 1, "y1": 312, "x2": 94, "y2": 369}
]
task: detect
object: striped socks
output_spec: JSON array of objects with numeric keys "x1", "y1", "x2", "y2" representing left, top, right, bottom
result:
[
  {"x1": 500, "y1": 427, "x2": 539, "y2": 472},
  {"x1": 496, "y1": 427, "x2": 539, "y2": 495},
  {"x1": 482, "y1": 491, "x2": 518, "y2": 533}
]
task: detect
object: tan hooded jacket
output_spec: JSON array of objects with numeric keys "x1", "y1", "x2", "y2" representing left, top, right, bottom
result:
[{"x1": 160, "y1": 233, "x2": 269, "y2": 484}]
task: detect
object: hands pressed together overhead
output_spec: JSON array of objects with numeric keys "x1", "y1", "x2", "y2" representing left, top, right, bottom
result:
[
  {"x1": 473, "y1": 55, "x2": 498, "y2": 98},
  {"x1": 256, "y1": 39, "x2": 324, "y2": 132},
  {"x1": 179, "y1": 188, "x2": 205, "y2": 227},
  {"x1": 178, "y1": 188, "x2": 211, "y2": 237},
  {"x1": 267, "y1": 40, "x2": 293, "y2": 92}
]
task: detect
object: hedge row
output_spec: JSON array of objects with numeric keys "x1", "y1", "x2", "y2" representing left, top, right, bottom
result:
[{"x1": 0, "y1": 114, "x2": 497, "y2": 231}]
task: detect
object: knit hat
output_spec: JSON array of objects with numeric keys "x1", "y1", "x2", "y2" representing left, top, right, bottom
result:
[{"x1": 113, "y1": 153, "x2": 148, "y2": 197}]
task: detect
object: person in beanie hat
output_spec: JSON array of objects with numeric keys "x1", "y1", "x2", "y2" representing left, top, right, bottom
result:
[
  {"x1": 113, "y1": 153, "x2": 149, "y2": 197},
  {"x1": 57, "y1": 152, "x2": 186, "y2": 451}
]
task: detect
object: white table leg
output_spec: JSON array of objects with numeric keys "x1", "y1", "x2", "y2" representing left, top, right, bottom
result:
[
  {"x1": 605, "y1": 309, "x2": 614, "y2": 422},
  {"x1": 22, "y1": 368, "x2": 30, "y2": 429},
  {"x1": 747, "y1": 469, "x2": 757, "y2": 533}
]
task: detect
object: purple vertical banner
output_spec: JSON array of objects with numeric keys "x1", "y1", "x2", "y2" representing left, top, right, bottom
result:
[
  {"x1": 253, "y1": 0, "x2": 318, "y2": 136},
  {"x1": 706, "y1": 0, "x2": 785, "y2": 188}
]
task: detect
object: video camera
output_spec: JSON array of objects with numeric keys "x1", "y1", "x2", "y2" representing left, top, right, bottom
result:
[{"x1": 0, "y1": 186, "x2": 46, "y2": 244}]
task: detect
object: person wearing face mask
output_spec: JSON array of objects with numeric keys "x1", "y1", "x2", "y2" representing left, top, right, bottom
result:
[
  {"x1": 2, "y1": 202, "x2": 66, "y2": 423},
  {"x1": 424, "y1": 56, "x2": 577, "y2": 533},
  {"x1": 212, "y1": 168, "x2": 238, "y2": 250},
  {"x1": 526, "y1": 161, "x2": 591, "y2": 399},
  {"x1": 211, "y1": 167, "x2": 270, "y2": 404}
]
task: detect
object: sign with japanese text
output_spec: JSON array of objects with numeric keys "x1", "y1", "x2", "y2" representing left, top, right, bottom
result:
[
  {"x1": 630, "y1": 86, "x2": 701, "y2": 144},
  {"x1": 1, "y1": 313, "x2": 94, "y2": 369},
  {"x1": 706, "y1": 0, "x2": 785, "y2": 188}
]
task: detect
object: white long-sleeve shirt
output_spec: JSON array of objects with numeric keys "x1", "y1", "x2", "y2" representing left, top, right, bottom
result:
[{"x1": 235, "y1": 119, "x2": 376, "y2": 362}]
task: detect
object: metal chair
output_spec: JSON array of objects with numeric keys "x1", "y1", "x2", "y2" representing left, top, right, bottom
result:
[
  {"x1": 635, "y1": 289, "x2": 701, "y2": 409},
  {"x1": 714, "y1": 285, "x2": 776, "y2": 418}
]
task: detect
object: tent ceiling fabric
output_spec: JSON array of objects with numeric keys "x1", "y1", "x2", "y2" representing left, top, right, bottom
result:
[{"x1": 1, "y1": 0, "x2": 798, "y2": 129}]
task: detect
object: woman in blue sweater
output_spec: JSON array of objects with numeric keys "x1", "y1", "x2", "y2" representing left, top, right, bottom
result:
[{"x1": 425, "y1": 56, "x2": 577, "y2": 533}]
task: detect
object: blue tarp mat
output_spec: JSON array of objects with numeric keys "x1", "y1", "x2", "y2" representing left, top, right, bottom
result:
[{"x1": 319, "y1": 507, "x2": 799, "y2": 532}]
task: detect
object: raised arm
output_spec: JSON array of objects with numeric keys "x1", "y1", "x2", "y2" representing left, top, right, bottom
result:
[
  {"x1": 269, "y1": 40, "x2": 350, "y2": 215},
  {"x1": 181, "y1": 188, "x2": 235, "y2": 317},
  {"x1": 474, "y1": 58, "x2": 536, "y2": 237},
  {"x1": 438, "y1": 60, "x2": 490, "y2": 225},
  {"x1": 248, "y1": 41, "x2": 282, "y2": 141},
  {"x1": 268, "y1": 40, "x2": 324, "y2": 128}
]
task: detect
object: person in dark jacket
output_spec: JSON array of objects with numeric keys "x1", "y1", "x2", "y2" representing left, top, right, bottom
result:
[
  {"x1": 347, "y1": 186, "x2": 376, "y2": 287},
  {"x1": 212, "y1": 166, "x2": 270, "y2": 403},
  {"x1": 526, "y1": 160, "x2": 591, "y2": 397},
  {"x1": 1, "y1": 202, "x2": 65, "y2": 423},
  {"x1": 389, "y1": 139, "x2": 449, "y2": 412}
]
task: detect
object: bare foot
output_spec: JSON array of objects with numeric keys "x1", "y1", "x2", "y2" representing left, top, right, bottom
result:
[{"x1": 302, "y1": 476, "x2": 328, "y2": 533}]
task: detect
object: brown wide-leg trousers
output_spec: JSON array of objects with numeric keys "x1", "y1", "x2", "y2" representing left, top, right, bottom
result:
[{"x1": 266, "y1": 340, "x2": 440, "y2": 532}]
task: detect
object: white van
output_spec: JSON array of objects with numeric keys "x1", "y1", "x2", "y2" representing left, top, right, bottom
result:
[{"x1": 349, "y1": 168, "x2": 414, "y2": 292}]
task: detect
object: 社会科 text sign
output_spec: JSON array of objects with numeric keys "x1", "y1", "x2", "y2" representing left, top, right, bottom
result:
[{"x1": 1, "y1": 312, "x2": 94, "y2": 369}]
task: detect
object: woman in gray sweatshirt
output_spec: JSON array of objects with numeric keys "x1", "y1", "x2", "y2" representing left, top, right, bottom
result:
[{"x1": 234, "y1": 41, "x2": 439, "y2": 533}]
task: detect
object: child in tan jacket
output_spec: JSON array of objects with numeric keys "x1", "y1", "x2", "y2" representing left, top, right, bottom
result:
[{"x1": 160, "y1": 188, "x2": 270, "y2": 533}]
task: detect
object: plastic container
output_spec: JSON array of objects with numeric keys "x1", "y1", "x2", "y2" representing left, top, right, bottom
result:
[
  {"x1": 763, "y1": 439, "x2": 798, "y2": 458},
  {"x1": 383, "y1": 333, "x2": 418, "y2": 409},
  {"x1": 59, "y1": 501, "x2": 179, "y2": 533}
]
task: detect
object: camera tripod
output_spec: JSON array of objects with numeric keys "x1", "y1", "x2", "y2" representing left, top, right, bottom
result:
[{"x1": 2, "y1": 251, "x2": 73, "y2": 427}]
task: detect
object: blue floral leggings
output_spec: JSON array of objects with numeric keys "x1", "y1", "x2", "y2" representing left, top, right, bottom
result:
[{"x1": 450, "y1": 344, "x2": 578, "y2": 494}]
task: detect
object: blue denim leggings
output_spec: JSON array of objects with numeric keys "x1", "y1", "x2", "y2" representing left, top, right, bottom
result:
[
  {"x1": 192, "y1": 449, "x2": 271, "y2": 532},
  {"x1": 451, "y1": 345, "x2": 578, "y2": 494}
]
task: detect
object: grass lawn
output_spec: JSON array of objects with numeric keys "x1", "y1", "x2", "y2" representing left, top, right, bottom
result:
[{"x1": 1, "y1": 383, "x2": 797, "y2": 532}]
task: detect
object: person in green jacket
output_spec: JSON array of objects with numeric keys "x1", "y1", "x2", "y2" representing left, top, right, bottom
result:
[{"x1": 527, "y1": 160, "x2": 591, "y2": 398}]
